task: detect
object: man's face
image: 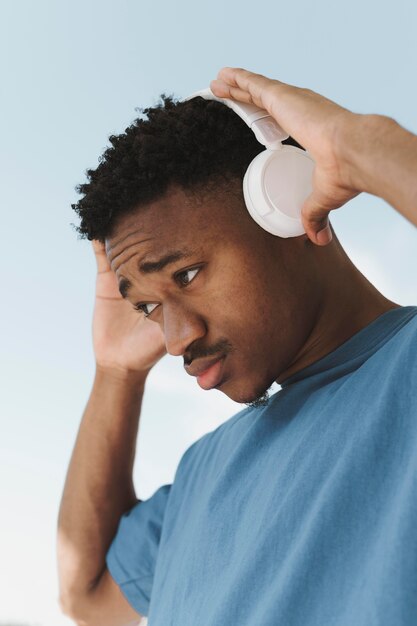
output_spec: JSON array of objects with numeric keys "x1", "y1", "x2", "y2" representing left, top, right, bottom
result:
[{"x1": 105, "y1": 184, "x2": 320, "y2": 404}]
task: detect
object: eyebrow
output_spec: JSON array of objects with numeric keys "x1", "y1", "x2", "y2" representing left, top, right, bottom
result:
[
  {"x1": 139, "y1": 250, "x2": 193, "y2": 274},
  {"x1": 118, "y1": 249, "x2": 195, "y2": 299}
]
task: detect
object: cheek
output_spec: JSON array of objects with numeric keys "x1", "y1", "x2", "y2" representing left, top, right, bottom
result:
[
  {"x1": 215, "y1": 282, "x2": 299, "y2": 374},
  {"x1": 207, "y1": 285, "x2": 273, "y2": 354},
  {"x1": 201, "y1": 252, "x2": 284, "y2": 345},
  {"x1": 206, "y1": 261, "x2": 272, "y2": 324}
]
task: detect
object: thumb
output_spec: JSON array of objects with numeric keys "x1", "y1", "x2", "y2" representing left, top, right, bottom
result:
[{"x1": 301, "y1": 191, "x2": 333, "y2": 246}]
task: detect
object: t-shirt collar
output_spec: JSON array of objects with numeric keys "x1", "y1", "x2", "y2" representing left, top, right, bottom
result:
[{"x1": 280, "y1": 306, "x2": 417, "y2": 390}]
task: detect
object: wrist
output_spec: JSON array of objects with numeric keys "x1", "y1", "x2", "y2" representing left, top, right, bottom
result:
[
  {"x1": 339, "y1": 112, "x2": 398, "y2": 196},
  {"x1": 95, "y1": 363, "x2": 150, "y2": 388}
]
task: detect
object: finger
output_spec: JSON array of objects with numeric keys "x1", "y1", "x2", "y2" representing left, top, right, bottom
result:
[
  {"x1": 212, "y1": 67, "x2": 349, "y2": 158},
  {"x1": 210, "y1": 79, "x2": 255, "y2": 105},
  {"x1": 213, "y1": 67, "x2": 281, "y2": 113},
  {"x1": 212, "y1": 67, "x2": 313, "y2": 148},
  {"x1": 301, "y1": 194, "x2": 333, "y2": 246},
  {"x1": 91, "y1": 239, "x2": 112, "y2": 273}
]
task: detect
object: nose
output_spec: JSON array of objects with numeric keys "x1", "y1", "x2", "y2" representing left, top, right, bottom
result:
[{"x1": 162, "y1": 301, "x2": 206, "y2": 357}]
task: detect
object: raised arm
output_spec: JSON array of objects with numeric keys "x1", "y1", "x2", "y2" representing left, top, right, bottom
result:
[{"x1": 57, "y1": 241, "x2": 166, "y2": 626}]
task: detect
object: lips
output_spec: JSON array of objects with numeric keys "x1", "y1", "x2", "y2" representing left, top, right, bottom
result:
[
  {"x1": 185, "y1": 355, "x2": 223, "y2": 377},
  {"x1": 185, "y1": 355, "x2": 226, "y2": 390}
]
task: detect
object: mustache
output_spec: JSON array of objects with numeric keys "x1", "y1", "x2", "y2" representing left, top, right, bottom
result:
[{"x1": 183, "y1": 338, "x2": 232, "y2": 366}]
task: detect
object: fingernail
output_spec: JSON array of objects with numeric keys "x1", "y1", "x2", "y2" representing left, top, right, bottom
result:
[{"x1": 316, "y1": 225, "x2": 332, "y2": 245}]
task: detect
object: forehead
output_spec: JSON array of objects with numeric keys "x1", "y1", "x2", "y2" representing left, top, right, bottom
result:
[{"x1": 105, "y1": 185, "x2": 244, "y2": 267}]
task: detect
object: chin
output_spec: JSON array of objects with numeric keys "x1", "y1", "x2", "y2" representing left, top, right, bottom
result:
[{"x1": 220, "y1": 373, "x2": 274, "y2": 407}]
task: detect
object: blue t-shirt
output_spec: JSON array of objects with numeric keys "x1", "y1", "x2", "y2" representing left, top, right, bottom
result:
[{"x1": 106, "y1": 306, "x2": 417, "y2": 625}]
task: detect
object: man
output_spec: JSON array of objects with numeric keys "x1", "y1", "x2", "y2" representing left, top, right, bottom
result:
[{"x1": 57, "y1": 67, "x2": 417, "y2": 626}]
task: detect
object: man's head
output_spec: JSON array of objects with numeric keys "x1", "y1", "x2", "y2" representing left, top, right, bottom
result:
[{"x1": 72, "y1": 96, "x2": 328, "y2": 405}]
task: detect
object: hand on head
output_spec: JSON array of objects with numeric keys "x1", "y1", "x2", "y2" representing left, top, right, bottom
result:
[{"x1": 211, "y1": 67, "x2": 362, "y2": 246}]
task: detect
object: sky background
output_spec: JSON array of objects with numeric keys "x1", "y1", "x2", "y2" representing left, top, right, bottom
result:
[{"x1": 1, "y1": 0, "x2": 416, "y2": 624}]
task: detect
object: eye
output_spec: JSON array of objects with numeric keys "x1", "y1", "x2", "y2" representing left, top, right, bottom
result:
[
  {"x1": 133, "y1": 302, "x2": 159, "y2": 318},
  {"x1": 133, "y1": 267, "x2": 201, "y2": 318},
  {"x1": 175, "y1": 267, "x2": 200, "y2": 286}
]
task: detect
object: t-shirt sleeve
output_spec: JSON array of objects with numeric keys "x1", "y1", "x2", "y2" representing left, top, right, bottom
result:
[{"x1": 105, "y1": 483, "x2": 171, "y2": 617}]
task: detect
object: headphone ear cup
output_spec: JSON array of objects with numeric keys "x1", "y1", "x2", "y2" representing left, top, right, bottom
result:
[{"x1": 243, "y1": 146, "x2": 315, "y2": 237}]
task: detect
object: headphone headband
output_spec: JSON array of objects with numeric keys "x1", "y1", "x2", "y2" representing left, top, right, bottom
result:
[{"x1": 184, "y1": 88, "x2": 289, "y2": 150}]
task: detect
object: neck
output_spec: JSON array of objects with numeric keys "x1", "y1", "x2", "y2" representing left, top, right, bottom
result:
[{"x1": 277, "y1": 240, "x2": 399, "y2": 384}]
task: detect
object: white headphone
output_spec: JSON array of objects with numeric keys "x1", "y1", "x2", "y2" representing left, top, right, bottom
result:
[{"x1": 184, "y1": 88, "x2": 315, "y2": 238}]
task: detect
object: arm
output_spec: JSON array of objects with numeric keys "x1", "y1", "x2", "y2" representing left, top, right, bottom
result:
[
  {"x1": 57, "y1": 241, "x2": 166, "y2": 626},
  {"x1": 57, "y1": 368, "x2": 146, "y2": 626},
  {"x1": 211, "y1": 67, "x2": 417, "y2": 244},
  {"x1": 342, "y1": 113, "x2": 417, "y2": 226}
]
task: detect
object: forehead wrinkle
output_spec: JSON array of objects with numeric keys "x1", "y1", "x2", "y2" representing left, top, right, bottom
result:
[
  {"x1": 109, "y1": 238, "x2": 154, "y2": 270},
  {"x1": 105, "y1": 231, "x2": 153, "y2": 260},
  {"x1": 107, "y1": 230, "x2": 152, "y2": 253}
]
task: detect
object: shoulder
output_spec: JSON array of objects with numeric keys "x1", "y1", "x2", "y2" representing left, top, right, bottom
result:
[{"x1": 173, "y1": 405, "x2": 253, "y2": 477}]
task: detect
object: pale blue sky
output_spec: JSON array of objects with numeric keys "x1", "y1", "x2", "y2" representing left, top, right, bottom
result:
[{"x1": 1, "y1": 0, "x2": 416, "y2": 623}]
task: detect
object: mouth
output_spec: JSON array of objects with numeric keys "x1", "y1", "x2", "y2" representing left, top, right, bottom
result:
[{"x1": 185, "y1": 355, "x2": 226, "y2": 391}]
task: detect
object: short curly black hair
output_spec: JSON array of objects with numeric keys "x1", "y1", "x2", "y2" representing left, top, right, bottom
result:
[{"x1": 71, "y1": 95, "x2": 304, "y2": 242}]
